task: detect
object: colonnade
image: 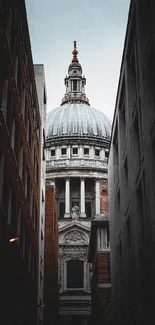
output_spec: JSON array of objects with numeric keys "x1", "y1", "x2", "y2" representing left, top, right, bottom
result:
[{"x1": 64, "y1": 178, "x2": 101, "y2": 218}]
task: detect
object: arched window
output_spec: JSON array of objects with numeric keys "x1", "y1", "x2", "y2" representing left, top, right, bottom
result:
[
  {"x1": 102, "y1": 189, "x2": 107, "y2": 196},
  {"x1": 67, "y1": 260, "x2": 84, "y2": 289}
]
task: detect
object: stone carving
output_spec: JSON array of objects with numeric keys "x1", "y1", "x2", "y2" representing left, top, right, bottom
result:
[
  {"x1": 64, "y1": 230, "x2": 86, "y2": 244},
  {"x1": 59, "y1": 250, "x2": 88, "y2": 261},
  {"x1": 71, "y1": 205, "x2": 80, "y2": 220}
]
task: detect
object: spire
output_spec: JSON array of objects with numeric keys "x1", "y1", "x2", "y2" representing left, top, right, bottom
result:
[
  {"x1": 72, "y1": 41, "x2": 78, "y2": 63},
  {"x1": 61, "y1": 42, "x2": 90, "y2": 106}
]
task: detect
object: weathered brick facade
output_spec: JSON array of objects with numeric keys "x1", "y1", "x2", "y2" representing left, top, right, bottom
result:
[
  {"x1": 0, "y1": 1, "x2": 41, "y2": 324},
  {"x1": 44, "y1": 186, "x2": 59, "y2": 325},
  {"x1": 88, "y1": 185, "x2": 111, "y2": 325}
]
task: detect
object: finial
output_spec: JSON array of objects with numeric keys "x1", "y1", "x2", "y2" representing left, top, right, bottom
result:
[
  {"x1": 72, "y1": 40, "x2": 78, "y2": 62},
  {"x1": 74, "y1": 40, "x2": 77, "y2": 50}
]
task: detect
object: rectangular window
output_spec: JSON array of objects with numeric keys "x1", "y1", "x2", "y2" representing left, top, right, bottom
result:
[
  {"x1": 84, "y1": 148, "x2": 89, "y2": 155},
  {"x1": 61, "y1": 148, "x2": 66, "y2": 155},
  {"x1": 95, "y1": 149, "x2": 100, "y2": 157},
  {"x1": 59, "y1": 201, "x2": 65, "y2": 218},
  {"x1": 73, "y1": 147, "x2": 78, "y2": 155},
  {"x1": 85, "y1": 201, "x2": 91, "y2": 218},
  {"x1": 67, "y1": 260, "x2": 84, "y2": 288},
  {"x1": 73, "y1": 80, "x2": 77, "y2": 91},
  {"x1": 105, "y1": 150, "x2": 109, "y2": 159},
  {"x1": 51, "y1": 149, "x2": 55, "y2": 156}
]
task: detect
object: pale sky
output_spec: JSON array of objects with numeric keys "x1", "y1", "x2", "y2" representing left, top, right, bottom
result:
[{"x1": 25, "y1": 0, "x2": 130, "y2": 120}]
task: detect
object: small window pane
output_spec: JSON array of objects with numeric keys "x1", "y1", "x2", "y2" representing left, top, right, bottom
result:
[
  {"x1": 51, "y1": 149, "x2": 55, "y2": 156},
  {"x1": 84, "y1": 148, "x2": 89, "y2": 155},
  {"x1": 95, "y1": 149, "x2": 100, "y2": 156},
  {"x1": 61, "y1": 148, "x2": 66, "y2": 155},
  {"x1": 73, "y1": 147, "x2": 78, "y2": 155}
]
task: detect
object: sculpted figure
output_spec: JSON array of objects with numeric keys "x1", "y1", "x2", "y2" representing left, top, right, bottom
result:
[{"x1": 71, "y1": 205, "x2": 80, "y2": 220}]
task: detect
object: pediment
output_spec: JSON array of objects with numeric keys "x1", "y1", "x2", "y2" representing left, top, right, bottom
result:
[
  {"x1": 58, "y1": 220, "x2": 91, "y2": 234},
  {"x1": 59, "y1": 221, "x2": 90, "y2": 246}
]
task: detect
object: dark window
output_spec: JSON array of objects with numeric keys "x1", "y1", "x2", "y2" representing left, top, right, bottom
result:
[
  {"x1": 67, "y1": 260, "x2": 84, "y2": 288},
  {"x1": 51, "y1": 149, "x2": 55, "y2": 156},
  {"x1": 59, "y1": 201, "x2": 65, "y2": 218},
  {"x1": 95, "y1": 149, "x2": 100, "y2": 156},
  {"x1": 73, "y1": 147, "x2": 78, "y2": 155},
  {"x1": 61, "y1": 148, "x2": 66, "y2": 155},
  {"x1": 105, "y1": 151, "x2": 109, "y2": 159},
  {"x1": 73, "y1": 80, "x2": 77, "y2": 91},
  {"x1": 84, "y1": 148, "x2": 89, "y2": 155},
  {"x1": 85, "y1": 201, "x2": 91, "y2": 218}
]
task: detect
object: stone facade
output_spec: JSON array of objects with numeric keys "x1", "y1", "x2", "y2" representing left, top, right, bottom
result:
[{"x1": 108, "y1": 1, "x2": 155, "y2": 324}]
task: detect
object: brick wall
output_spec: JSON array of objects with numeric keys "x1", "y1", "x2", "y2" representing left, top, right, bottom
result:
[
  {"x1": 44, "y1": 186, "x2": 59, "y2": 325},
  {"x1": 91, "y1": 250, "x2": 111, "y2": 325}
]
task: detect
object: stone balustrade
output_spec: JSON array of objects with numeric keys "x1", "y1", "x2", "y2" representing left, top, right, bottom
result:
[{"x1": 46, "y1": 158, "x2": 108, "y2": 170}]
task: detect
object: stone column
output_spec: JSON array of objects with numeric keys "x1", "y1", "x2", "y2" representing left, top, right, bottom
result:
[
  {"x1": 64, "y1": 178, "x2": 70, "y2": 218},
  {"x1": 95, "y1": 179, "x2": 100, "y2": 215},
  {"x1": 80, "y1": 178, "x2": 86, "y2": 218}
]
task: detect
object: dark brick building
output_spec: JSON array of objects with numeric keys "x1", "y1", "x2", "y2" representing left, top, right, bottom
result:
[
  {"x1": 44, "y1": 185, "x2": 59, "y2": 325},
  {"x1": 0, "y1": 0, "x2": 41, "y2": 324}
]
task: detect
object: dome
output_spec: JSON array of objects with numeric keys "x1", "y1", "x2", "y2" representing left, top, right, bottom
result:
[{"x1": 46, "y1": 103, "x2": 111, "y2": 144}]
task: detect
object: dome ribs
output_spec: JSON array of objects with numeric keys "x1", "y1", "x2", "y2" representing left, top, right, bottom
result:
[{"x1": 46, "y1": 103, "x2": 112, "y2": 142}]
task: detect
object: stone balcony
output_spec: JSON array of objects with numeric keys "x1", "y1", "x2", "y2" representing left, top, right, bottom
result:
[{"x1": 46, "y1": 158, "x2": 108, "y2": 171}]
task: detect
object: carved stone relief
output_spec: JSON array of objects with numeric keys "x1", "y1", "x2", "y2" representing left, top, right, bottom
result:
[{"x1": 64, "y1": 230, "x2": 87, "y2": 244}]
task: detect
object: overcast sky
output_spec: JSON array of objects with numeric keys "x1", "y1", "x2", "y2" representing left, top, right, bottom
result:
[{"x1": 25, "y1": 0, "x2": 130, "y2": 120}]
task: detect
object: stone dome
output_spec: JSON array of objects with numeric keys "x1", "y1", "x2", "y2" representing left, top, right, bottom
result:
[{"x1": 46, "y1": 102, "x2": 111, "y2": 144}]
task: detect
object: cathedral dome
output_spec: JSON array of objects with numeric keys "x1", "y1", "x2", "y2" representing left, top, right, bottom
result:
[{"x1": 46, "y1": 103, "x2": 111, "y2": 143}]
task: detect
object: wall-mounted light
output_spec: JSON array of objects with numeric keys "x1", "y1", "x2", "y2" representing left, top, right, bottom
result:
[
  {"x1": 37, "y1": 303, "x2": 46, "y2": 308},
  {"x1": 9, "y1": 236, "x2": 19, "y2": 243}
]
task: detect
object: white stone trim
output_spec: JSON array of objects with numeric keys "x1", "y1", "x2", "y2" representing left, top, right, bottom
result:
[
  {"x1": 64, "y1": 178, "x2": 70, "y2": 217},
  {"x1": 97, "y1": 283, "x2": 111, "y2": 288},
  {"x1": 95, "y1": 179, "x2": 100, "y2": 214}
]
